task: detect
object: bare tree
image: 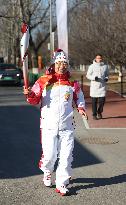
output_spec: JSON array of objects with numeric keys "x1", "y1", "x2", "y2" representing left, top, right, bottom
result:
[
  {"x1": 69, "y1": 0, "x2": 126, "y2": 67},
  {"x1": 1, "y1": 0, "x2": 126, "y2": 68},
  {"x1": 0, "y1": 0, "x2": 54, "y2": 64}
]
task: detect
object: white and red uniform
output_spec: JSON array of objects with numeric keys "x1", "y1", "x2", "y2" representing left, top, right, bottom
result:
[{"x1": 27, "y1": 72, "x2": 85, "y2": 187}]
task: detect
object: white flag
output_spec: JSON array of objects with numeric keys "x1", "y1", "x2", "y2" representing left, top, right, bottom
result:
[{"x1": 56, "y1": 0, "x2": 68, "y2": 57}]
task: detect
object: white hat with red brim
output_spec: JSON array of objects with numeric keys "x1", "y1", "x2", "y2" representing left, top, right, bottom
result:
[{"x1": 51, "y1": 49, "x2": 68, "y2": 64}]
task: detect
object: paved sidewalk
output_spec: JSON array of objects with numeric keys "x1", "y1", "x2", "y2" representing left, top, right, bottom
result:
[{"x1": 83, "y1": 85, "x2": 126, "y2": 128}]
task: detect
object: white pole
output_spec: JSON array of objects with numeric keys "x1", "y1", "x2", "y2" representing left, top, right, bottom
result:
[
  {"x1": 52, "y1": 32, "x2": 54, "y2": 52},
  {"x1": 50, "y1": 0, "x2": 53, "y2": 58}
]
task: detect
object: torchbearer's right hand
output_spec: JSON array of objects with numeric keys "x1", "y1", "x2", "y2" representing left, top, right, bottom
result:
[
  {"x1": 83, "y1": 112, "x2": 88, "y2": 120},
  {"x1": 78, "y1": 109, "x2": 88, "y2": 120},
  {"x1": 23, "y1": 86, "x2": 31, "y2": 95}
]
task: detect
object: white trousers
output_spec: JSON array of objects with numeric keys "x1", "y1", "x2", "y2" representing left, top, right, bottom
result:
[{"x1": 39, "y1": 128, "x2": 74, "y2": 187}]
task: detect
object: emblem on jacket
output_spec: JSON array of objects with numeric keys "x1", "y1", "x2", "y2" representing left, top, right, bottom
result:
[{"x1": 64, "y1": 91, "x2": 71, "y2": 101}]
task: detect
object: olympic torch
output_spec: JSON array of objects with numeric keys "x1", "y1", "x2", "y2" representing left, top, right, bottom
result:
[{"x1": 20, "y1": 22, "x2": 29, "y2": 89}]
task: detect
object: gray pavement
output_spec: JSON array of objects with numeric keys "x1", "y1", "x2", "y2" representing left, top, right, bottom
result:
[{"x1": 0, "y1": 86, "x2": 126, "y2": 205}]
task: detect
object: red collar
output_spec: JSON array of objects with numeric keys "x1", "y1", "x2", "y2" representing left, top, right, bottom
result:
[{"x1": 54, "y1": 71, "x2": 70, "y2": 81}]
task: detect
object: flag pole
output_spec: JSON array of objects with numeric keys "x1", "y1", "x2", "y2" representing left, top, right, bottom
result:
[{"x1": 50, "y1": 0, "x2": 53, "y2": 59}]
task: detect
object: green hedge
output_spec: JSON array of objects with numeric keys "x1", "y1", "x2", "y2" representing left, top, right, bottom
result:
[{"x1": 28, "y1": 72, "x2": 43, "y2": 85}]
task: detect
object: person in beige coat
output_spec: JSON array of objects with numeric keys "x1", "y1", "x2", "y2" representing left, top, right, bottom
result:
[{"x1": 86, "y1": 54, "x2": 109, "y2": 120}]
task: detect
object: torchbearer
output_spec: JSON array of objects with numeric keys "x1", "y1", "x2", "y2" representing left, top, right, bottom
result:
[{"x1": 23, "y1": 49, "x2": 88, "y2": 196}]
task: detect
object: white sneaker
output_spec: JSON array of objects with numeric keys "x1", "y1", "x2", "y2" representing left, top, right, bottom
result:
[
  {"x1": 56, "y1": 185, "x2": 69, "y2": 196},
  {"x1": 43, "y1": 172, "x2": 52, "y2": 187}
]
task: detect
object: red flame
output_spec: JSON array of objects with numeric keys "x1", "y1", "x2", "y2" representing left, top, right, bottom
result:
[{"x1": 21, "y1": 23, "x2": 28, "y2": 33}]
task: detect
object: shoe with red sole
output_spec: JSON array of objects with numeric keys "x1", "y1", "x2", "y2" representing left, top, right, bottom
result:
[
  {"x1": 43, "y1": 172, "x2": 52, "y2": 187},
  {"x1": 55, "y1": 185, "x2": 69, "y2": 196}
]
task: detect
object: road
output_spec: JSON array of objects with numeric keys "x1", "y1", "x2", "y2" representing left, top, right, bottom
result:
[{"x1": 0, "y1": 86, "x2": 126, "y2": 205}]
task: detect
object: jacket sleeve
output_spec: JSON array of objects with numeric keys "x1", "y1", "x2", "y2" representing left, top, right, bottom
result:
[
  {"x1": 105, "y1": 65, "x2": 109, "y2": 79},
  {"x1": 86, "y1": 65, "x2": 95, "y2": 81},
  {"x1": 73, "y1": 81, "x2": 86, "y2": 111},
  {"x1": 27, "y1": 80, "x2": 42, "y2": 105}
]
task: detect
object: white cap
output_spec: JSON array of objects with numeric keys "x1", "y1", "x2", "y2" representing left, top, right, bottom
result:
[{"x1": 51, "y1": 49, "x2": 68, "y2": 64}]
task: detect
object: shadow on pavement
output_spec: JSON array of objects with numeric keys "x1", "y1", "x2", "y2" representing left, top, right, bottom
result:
[
  {"x1": 0, "y1": 105, "x2": 102, "y2": 179},
  {"x1": 0, "y1": 105, "x2": 41, "y2": 179},
  {"x1": 69, "y1": 174, "x2": 126, "y2": 195},
  {"x1": 102, "y1": 116, "x2": 126, "y2": 119},
  {"x1": 73, "y1": 139, "x2": 102, "y2": 168}
]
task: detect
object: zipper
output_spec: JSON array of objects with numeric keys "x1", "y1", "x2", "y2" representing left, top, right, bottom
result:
[{"x1": 58, "y1": 78, "x2": 61, "y2": 130}]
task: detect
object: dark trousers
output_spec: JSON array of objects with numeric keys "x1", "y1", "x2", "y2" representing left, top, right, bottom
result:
[{"x1": 92, "y1": 97, "x2": 105, "y2": 116}]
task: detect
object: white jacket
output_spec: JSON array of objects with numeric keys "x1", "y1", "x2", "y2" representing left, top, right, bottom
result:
[
  {"x1": 27, "y1": 73, "x2": 85, "y2": 130},
  {"x1": 41, "y1": 81, "x2": 85, "y2": 130},
  {"x1": 86, "y1": 61, "x2": 109, "y2": 97}
]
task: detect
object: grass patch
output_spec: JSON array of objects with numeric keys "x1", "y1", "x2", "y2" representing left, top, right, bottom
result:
[{"x1": 107, "y1": 82, "x2": 126, "y2": 95}]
